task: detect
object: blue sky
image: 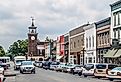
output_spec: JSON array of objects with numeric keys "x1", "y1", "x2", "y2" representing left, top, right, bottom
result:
[{"x1": 0, "y1": 0, "x2": 117, "y2": 50}]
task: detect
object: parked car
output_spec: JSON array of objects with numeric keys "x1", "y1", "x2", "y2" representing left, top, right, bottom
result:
[
  {"x1": 20, "y1": 61, "x2": 35, "y2": 74},
  {"x1": 42, "y1": 61, "x2": 52, "y2": 70},
  {"x1": 72, "y1": 65, "x2": 83, "y2": 76},
  {"x1": 34, "y1": 61, "x2": 43, "y2": 68},
  {"x1": 0, "y1": 66, "x2": 4, "y2": 75},
  {"x1": 55, "y1": 63, "x2": 66, "y2": 72},
  {"x1": 0, "y1": 63, "x2": 8, "y2": 70},
  {"x1": 62, "y1": 64, "x2": 77, "y2": 73},
  {"x1": 107, "y1": 67, "x2": 121, "y2": 81},
  {"x1": 50, "y1": 62, "x2": 60, "y2": 70},
  {"x1": 82, "y1": 63, "x2": 98, "y2": 77},
  {"x1": 94, "y1": 63, "x2": 118, "y2": 79}
]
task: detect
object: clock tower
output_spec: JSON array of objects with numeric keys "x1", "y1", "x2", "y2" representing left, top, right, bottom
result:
[{"x1": 28, "y1": 17, "x2": 38, "y2": 57}]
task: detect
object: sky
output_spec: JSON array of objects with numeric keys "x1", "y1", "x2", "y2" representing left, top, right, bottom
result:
[{"x1": 0, "y1": 0, "x2": 117, "y2": 50}]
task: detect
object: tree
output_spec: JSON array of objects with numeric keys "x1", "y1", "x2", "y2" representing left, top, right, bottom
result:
[
  {"x1": 8, "y1": 39, "x2": 28, "y2": 57},
  {"x1": 0, "y1": 46, "x2": 5, "y2": 56}
]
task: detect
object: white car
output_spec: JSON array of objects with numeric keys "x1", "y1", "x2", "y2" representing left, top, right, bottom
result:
[
  {"x1": 20, "y1": 61, "x2": 35, "y2": 74},
  {"x1": 0, "y1": 66, "x2": 4, "y2": 75},
  {"x1": 82, "y1": 63, "x2": 98, "y2": 77},
  {"x1": 107, "y1": 67, "x2": 121, "y2": 81},
  {"x1": 55, "y1": 63, "x2": 66, "y2": 72}
]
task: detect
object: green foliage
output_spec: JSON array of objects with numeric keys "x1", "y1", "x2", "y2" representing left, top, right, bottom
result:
[
  {"x1": 8, "y1": 39, "x2": 28, "y2": 56},
  {"x1": 0, "y1": 46, "x2": 5, "y2": 56}
]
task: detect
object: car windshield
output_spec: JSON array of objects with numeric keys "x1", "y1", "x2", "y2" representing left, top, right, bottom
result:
[
  {"x1": 51, "y1": 62, "x2": 60, "y2": 65},
  {"x1": 84, "y1": 64, "x2": 94, "y2": 69},
  {"x1": 96, "y1": 64, "x2": 106, "y2": 69},
  {"x1": 16, "y1": 60, "x2": 25, "y2": 63},
  {"x1": 22, "y1": 61, "x2": 32, "y2": 65},
  {"x1": 108, "y1": 65, "x2": 118, "y2": 69},
  {"x1": 112, "y1": 67, "x2": 121, "y2": 71}
]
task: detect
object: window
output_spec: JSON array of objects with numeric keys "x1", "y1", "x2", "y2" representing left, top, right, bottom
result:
[
  {"x1": 74, "y1": 42, "x2": 76, "y2": 48},
  {"x1": 107, "y1": 32, "x2": 110, "y2": 44},
  {"x1": 86, "y1": 38, "x2": 88, "y2": 48},
  {"x1": 88, "y1": 57, "x2": 92, "y2": 63},
  {"x1": 105, "y1": 33, "x2": 107, "y2": 44},
  {"x1": 89, "y1": 37, "x2": 91, "y2": 48},
  {"x1": 102, "y1": 34, "x2": 104, "y2": 44},
  {"x1": 118, "y1": 12, "x2": 120, "y2": 25},
  {"x1": 116, "y1": 13, "x2": 118, "y2": 26},
  {"x1": 114, "y1": 29, "x2": 116, "y2": 38},
  {"x1": 70, "y1": 42, "x2": 72, "y2": 49},
  {"x1": 118, "y1": 28, "x2": 120, "y2": 39},
  {"x1": 114, "y1": 13, "x2": 116, "y2": 26},
  {"x1": 96, "y1": 64, "x2": 106, "y2": 69},
  {"x1": 92, "y1": 36, "x2": 94, "y2": 47}
]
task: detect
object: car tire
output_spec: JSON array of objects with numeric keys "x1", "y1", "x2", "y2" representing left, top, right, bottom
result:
[
  {"x1": 84, "y1": 75, "x2": 87, "y2": 77},
  {"x1": 33, "y1": 70, "x2": 36, "y2": 74},
  {"x1": 78, "y1": 72, "x2": 82, "y2": 76},
  {"x1": 20, "y1": 70, "x2": 23, "y2": 74},
  {"x1": 109, "y1": 78, "x2": 114, "y2": 81}
]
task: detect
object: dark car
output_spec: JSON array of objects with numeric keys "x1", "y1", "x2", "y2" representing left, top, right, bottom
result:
[{"x1": 43, "y1": 61, "x2": 52, "y2": 70}]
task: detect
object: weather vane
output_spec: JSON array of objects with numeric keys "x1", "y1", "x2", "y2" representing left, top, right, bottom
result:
[{"x1": 31, "y1": 16, "x2": 35, "y2": 26}]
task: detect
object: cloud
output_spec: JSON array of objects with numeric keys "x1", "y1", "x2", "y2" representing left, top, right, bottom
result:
[{"x1": 0, "y1": 0, "x2": 116, "y2": 50}]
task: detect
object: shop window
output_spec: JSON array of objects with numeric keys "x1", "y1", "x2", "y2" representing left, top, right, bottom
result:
[{"x1": 88, "y1": 57, "x2": 92, "y2": 63}]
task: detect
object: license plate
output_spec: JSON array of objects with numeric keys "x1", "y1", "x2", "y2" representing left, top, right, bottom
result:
[{"x1": 98, "y1": 70, "x2": 103, "y2": 72}]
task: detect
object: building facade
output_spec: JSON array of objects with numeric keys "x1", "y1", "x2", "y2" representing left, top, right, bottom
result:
[
  {"x1": 64, "y1": 33, "x2": 69, "y2": 63},
  {"x1": 96, "y1": 17, "x2": 111, "y2": 63},
  {"x1": 84, "y1": 23, "x2": 96, "y2": 64},
  {"x1": 69, "y1": 24, "x2": 88, "y2": 65},
  {"x1": 44, "y1": 42, "x2": 50, "y2": 59},
  {"x1": 104, "y1": 0, "x2": 121, "y2": 64},
  {"x1": 56, "y1": 35, "x2": 64, "y2": 62}
]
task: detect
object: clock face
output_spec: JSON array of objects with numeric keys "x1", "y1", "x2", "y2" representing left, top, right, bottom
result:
[{"x1": 31, "y1": 36, "x2": 35, "y2": 40}]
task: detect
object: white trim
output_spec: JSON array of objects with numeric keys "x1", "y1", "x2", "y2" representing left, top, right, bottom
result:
[{"x1": 70, "y1": 32, "x2": 84, "y2": 39}]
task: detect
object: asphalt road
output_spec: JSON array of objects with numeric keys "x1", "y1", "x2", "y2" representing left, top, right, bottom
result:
[{"x1": 12, "y1": 68, "x2": 113, "y2": 82}]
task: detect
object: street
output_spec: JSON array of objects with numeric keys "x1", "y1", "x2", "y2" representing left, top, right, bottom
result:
[{"x1": 9, "y1": 68, "x2": 111, "y2": 82}]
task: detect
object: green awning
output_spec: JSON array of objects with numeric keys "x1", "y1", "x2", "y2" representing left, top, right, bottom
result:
[
  {"x1": 113, "y1": 49, "x2": 121, "y2": 58},
  {"x1": 103, "y1": 49, "x2": 118, "y2": 58}
]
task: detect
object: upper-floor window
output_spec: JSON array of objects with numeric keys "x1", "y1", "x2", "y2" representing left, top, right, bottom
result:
[
  {"x1": 114, "y1": 29, "x2": 116, "y2": 38},
  {"x1": 114, "y1": 13, "x2": 116, "y2": 26},
  {"x1": 118, "y1": 28, "x2": 120, "y2": 39},
  {"x1": 89, "y1": 36, "x2": 91, "y2": 48},
  {"x1": 107, "y1": 32, "x2": 110, "y2": 44},
  {"x1": 114, "y1": 12, "x2": 121, "y2": 26},
  {"x1": 92, "y1": 36, "x2": 94, "y2": 47},
  {"x1": 74, "y1": 42, "x2": 76, "y2": 48},
  {"x1": 105, "y1": 33, "x2": 107, "y2": 44},
  {"x1": 70, "y1": 42, "x2": 72, "y2": 49},
  {"x1": 118, "y1": 12, "x2": 120, "y2": 25},
  {"x1": 86, "y1": 38, "x2": 88, "y2": 48}
]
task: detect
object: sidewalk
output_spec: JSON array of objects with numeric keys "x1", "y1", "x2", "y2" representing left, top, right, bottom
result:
[
  {"x1": 4, "y1": 76, "x2": 16, "y2": 82},
  {"x1": 4, "y1": 61, "x2": 18, "y2": 82}
]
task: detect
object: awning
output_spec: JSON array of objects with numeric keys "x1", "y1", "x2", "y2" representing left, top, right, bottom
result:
[
  {"x1": 56, "y1": 55, "x2": 64, "y2": 60},
  {"x1": 113, "y1": 49, "x2": 121, "y2": 58},
  {"x1": 103, "y1": 48, "x2": 118, "y2": 58}
]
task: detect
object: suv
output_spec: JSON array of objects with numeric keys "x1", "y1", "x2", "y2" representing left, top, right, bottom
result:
[{"x1": 20, "y1": 61, "x2": 35, "y2": 74}]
